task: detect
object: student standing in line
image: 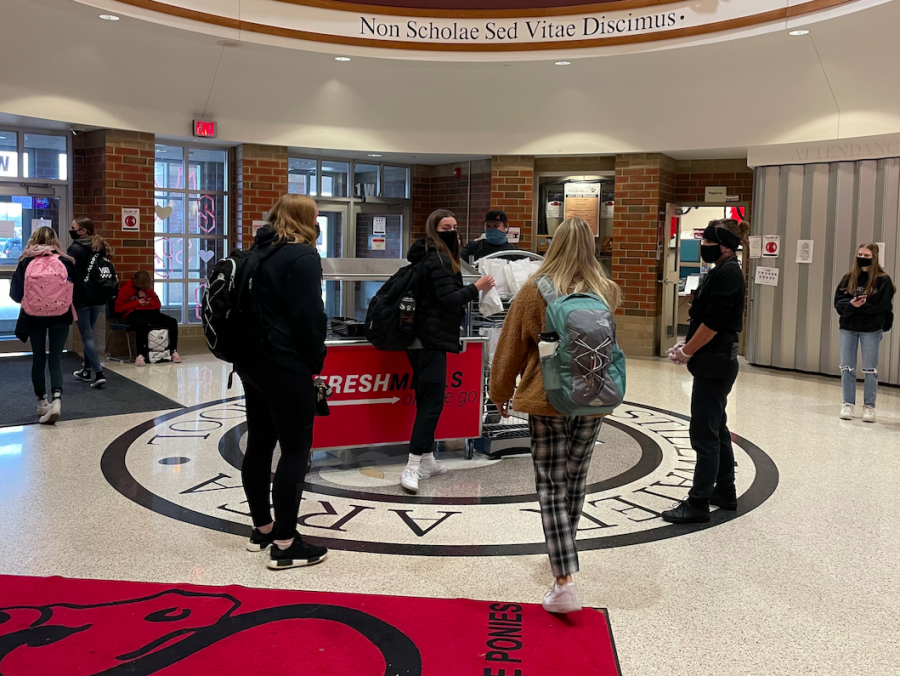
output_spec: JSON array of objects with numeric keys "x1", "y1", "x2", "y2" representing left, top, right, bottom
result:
[
  {"x1": 9, "y1": 226, "x2": 76, "y2": 425},
  {"x1": 489, "y1": 217, "x2": 622, "y2": 614},
  {"x1": 460, "y1": 209, "x2": 518, "y2": 263},
  {"x1": 663, "y1": 218, "x2": 750, "y2": 525},
  {"x1": 115, "y1": 271, "x2": 181, "y2": 366},
  {"x1": 834, "y1": 243, "x2": 895, "y2": 422},
  {"x1": 401, "y1": 208, "x2": 495, "y2": 493},
  {"x1": 68, "y1": 217, "x2": 112, "y2": 388},
  {"x1": 236, "y1": 194, "x2": 329, "y2": 569}
]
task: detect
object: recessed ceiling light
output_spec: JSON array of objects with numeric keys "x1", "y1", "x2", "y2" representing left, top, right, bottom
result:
[
  {"x1": 789, "y1": 29, "x2": 810, "y2": 36},
  {"x1": 368, "y1": 153, "x2": 382, "y2": 158},
  {"x1": 554, "y1": 61, "x2": 572, "y2": 66},
  {"x1": 99, "y1": 14, "x2": 120, "y2": 21},
  {"x1": 335, "y1": 56, "x2": 351, "y2": 62},
  {"x1": 216, "y1": 39, "x2": 242, "y2": 48}
]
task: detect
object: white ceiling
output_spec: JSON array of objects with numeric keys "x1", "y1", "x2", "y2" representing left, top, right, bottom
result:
[{"x1": 1, "y1": 0, "x2": 899, "y2": 163}]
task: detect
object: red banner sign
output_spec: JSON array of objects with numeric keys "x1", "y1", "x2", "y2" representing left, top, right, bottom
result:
[{"x1": 314, "y1": 341, "x2": 484, "y2": 449}]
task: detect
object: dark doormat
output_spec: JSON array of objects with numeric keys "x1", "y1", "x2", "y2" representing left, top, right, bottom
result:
[{"x1": 0, "y1": 352, "x2": 182, "y2": 427}]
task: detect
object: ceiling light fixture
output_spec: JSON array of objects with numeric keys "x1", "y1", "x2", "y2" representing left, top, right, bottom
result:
[
  {"x1": 368, "y1": 153, "x2": 382, "y2": 157},
  {"x1": 335, "y1": 56, "x2": 351, "y2": 62},
  {"x1": 99, "y1": 14, "x2": 120, "y2": 21},
  {"x1": 788, "y1": 29, "x2": 810, "y2": 36},
  {"x1": 554, "y1": 61, "x2": 572, "y2": 66}
]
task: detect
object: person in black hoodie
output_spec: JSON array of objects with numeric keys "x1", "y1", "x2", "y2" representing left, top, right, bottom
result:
[
  {"x1": 834, "y1": 243, "x2": 895, "y2": 423},
  {"x1": 235, "y1": 194, "x2": 329, "y2": 570},
  {"x1": 460, "y1": 209, "x2": 518, "y2": 263},
  {"x1": 68, "y1": 217, "x2": 112, "y2": 389},
  {"x1": 662, "y1": 218, "x2": 750, "y2": 524},
  {"x1": 400, "y1": 208, "x2": 494, "y2": 493}
]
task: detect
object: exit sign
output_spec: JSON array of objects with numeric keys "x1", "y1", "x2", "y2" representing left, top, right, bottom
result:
[{"x1": 193, "y1": 120, "x2": 217, "y2": 138}]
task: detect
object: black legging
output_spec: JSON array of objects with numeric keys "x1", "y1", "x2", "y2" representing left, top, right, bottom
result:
[
  {"x1": 407, "y1": 349, "x2": 447, "y2": 456},
  {"x1": 238, "y1": 364, "x2": 315, "y2": 540},
  {"x1": 126, "y1": 310, "x2": 179, "y2": 359},
  {"x1": 29, "y1": 325, "x2": 69, "y2": 398}
]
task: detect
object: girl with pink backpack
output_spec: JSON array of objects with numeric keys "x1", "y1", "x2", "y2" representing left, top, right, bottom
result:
[{"x1": 9, "y1": 226, "x2": 76, "y2": 424}]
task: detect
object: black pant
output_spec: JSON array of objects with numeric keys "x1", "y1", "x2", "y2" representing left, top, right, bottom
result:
[
  {"x1": 688, "y1": 359, "x2": 739, "y2": 506},
  {"x1": 407, "y1": 349, "x2": 447, "y2": 456},
  {"x1": 238, "y1": 364, "x2": 315, "y2": 540},
  {"x1": 29, "y1": 325, "x2": 69, "y2": 398},
  {"x1": 127, "y1": 310, "x2": 179, "y2": 359}
]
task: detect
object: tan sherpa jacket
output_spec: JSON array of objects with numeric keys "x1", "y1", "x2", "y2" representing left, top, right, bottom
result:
[{"x1": 490, "y1": 281, "x2": 606, "y2": 417}]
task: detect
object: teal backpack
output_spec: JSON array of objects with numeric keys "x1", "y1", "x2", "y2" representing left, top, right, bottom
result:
[{"x1": 535, "y1": 276, "x2": 626, "y2": 416}]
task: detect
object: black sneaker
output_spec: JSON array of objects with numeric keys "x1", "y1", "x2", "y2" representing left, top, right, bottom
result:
[
  {"x1": 90, "y1": 371, "x2": 107, "y2": 389},
  {"x1": 710, "y1": 486, "x2": 738, "y2": 511},
  {"x1": 662, "y1": 499, "x2": 711, "y2": 524},
  {"x1": 267, "y1": 536, "x2": 328, "y2": 570},
  {"x1": 74, "y1": 368, "x2": 92, "y2": 382},
  {"x1": 246, "y1": 527, "x2": 277, "y2": 553}
]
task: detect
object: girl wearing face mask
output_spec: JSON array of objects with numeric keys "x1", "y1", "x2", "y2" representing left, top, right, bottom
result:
[
  {"x1": 663, "y1": 218, "x2": 750, "y2": 524},
  {"x1": 834, "y1": 243, "x2": 895, "y2": 423},
  {"x1": 400, "y1": 209, "x2": 495, "y2": 493}
]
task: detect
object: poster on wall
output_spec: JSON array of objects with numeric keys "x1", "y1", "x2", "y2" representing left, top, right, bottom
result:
[
  {"x1": 0, "y1": 220, "x2": 14, "y2": 238},
  {"x1": 121, "y1": 208, "x2": 140, "y2": 231},
  {"x1": 564, "y1": 183, "x2": 600, "y2": 236},
  {"x1": 31, "y1": 219, "x2": 51, "y2": 231},
  {"x1": 754, "y1": 267, "x2": 780, "y2": 286},
  {"x1": 373, "y1": 217, "x2": 386, "y2": 234},
  {"x1": 369, "y1": 236, "x2": 386, "y2": 251},
  {"x1": 748, "y1": 236, "x2": 762, "y2": 258},
  {"x1": 796, "y1": 240, "x2": 814, "y2": 264},
  {"x1": 876, "y1": 242, "x2": 886, "y2": 265},
  {"x1": 762, "y1": 235, "x2": 780, "y2": 258},
  {"x1": 508, "y1": 227, "x2": 521, "y2": 244}
]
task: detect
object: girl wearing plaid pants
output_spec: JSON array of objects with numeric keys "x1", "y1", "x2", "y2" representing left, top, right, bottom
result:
[{"x1": 489, "y1": 218, "x2": 622, "y2": 614}]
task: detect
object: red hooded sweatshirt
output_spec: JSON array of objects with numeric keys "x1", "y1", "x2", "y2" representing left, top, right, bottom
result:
[{"x1": 115, "y1": 280, "x2": 162, "y2": 318}]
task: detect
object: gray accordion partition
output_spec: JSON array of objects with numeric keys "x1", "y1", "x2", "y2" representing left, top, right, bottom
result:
[{"x1": 747, "y1": 159, "x2": 900, "y2": 384}]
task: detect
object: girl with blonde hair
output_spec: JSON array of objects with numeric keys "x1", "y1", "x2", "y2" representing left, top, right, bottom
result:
[{"x1": 489, "y1": 217, "x2": 621, "y2": 614}]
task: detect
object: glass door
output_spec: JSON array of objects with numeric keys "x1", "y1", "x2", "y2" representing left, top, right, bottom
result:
[
  {"x1": 659, "y1": 203, "x2": 682, "y2": 356},
  {"x1": 315, "y1": 204, "x2": 349, "y2": 318},
  {"x1": 353, "y1": 205, "x2": 404, "y2": 321},
  {"x1": 0, "y1": 185, "x2": 67, "y2": 352}
]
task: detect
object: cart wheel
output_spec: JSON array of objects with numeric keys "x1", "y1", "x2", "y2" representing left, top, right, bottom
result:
[{"x1": 465, "y1": 439, "x2": 475, "y2": 460}]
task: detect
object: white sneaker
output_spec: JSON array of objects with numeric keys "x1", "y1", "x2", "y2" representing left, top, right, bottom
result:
[
  {"x1": 400, "y1": 467, "x2": 421, "y2": 493},
  {"x1": 39, "y1": 398, "x2": 61, "y2": 425},
  {"x1": 419, "y1": 457, "x2": 448, "y2": 480},
  {"x1": 863, "y1": 406, "x2": 876, "y2": 423},
  {"x1": 840, "y1": 404, "x2": 853, "y2": 420},
  {"x1": 135, "y1": 355, "x2": 146, "y2": 366},
  {"x1": 37, "y1": 398, "x2": 50, "y2": 416},
  {"x1": 542, "y1": 582, "x2": 582, "y2": 614}
]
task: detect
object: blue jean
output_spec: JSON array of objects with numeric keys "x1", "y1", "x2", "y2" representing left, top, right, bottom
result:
[
  {"x1": 839, "y1": 329, "x2": 882, "y2": 407},
  {"x1": 75, "y1": 305, "x2": 104, "y2": 373}
]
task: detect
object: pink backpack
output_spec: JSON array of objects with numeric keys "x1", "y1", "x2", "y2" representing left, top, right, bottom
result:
[{"x1": 22, "y1": 252, "x2": 73, "y2": 317}]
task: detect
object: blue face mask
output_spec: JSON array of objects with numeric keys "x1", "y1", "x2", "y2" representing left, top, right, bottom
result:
[{"x1": 485, "y1": 228, "x2": 507, "y2": 245}]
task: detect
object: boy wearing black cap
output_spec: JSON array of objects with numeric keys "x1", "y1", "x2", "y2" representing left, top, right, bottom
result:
[{"x1": 460, "y1": 210, "x2": 517, "y2": 263}]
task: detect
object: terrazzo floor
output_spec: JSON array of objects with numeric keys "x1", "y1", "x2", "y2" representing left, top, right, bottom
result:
[{"x1": 0, "y1": 352, "x2": 897, "y2": 676}]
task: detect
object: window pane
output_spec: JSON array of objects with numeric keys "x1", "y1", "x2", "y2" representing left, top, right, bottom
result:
[
  {"x1": 186, "y1": 238, "x2": 227, "y2": 279},
  {"x1": 187, "y1": 282, "x2": 207, "y2": 325},
  {"x1": 154, "y1": 282, "x2": 184, "y2": 324},
  {"x1": 383, "y1": 166, "x2": 409, "y2": 198},
  {"x1": 289, "y1": 158, "x2": 317, "y2": 196},
  {"x1": 0, "y1": 196, "x2": 60, "y2": 265},
  {"x1": 154, "y1": 236, "x2": 184, "y2": 280},
  {"x1": 189, "y1": 148, "x2": 227, "y2": 192},
  {"x1": 354, "y1": 163, "x2": 379, "y2": 197},
  {"x1": 0, "y1": 131, "x2": 16, "y2": 178},
  {"x1": 23, "y1": 134, "x2": 67, "y2": 180},
  {"x1": 154, "y1": 192, "x2": 185, "y2": 234},
  {"x1": 188, "y1": 194, "x2": 226, "y2": 235},
  {"x1": 320, "y1": 161, "x2": 349, "y2": 198},
  {"x1": 155, "y1": 145, "x2": 184, "y2": 190}
]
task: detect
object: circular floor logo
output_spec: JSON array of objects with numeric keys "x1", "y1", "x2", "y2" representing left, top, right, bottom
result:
[{"x1": 102, "y1": 398, "x2": 778, "y2": 556}]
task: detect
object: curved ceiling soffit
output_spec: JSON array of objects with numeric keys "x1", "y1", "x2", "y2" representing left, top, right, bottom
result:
[{"x1": 81, "y1": 0, "x2": 869, "y2": 57}]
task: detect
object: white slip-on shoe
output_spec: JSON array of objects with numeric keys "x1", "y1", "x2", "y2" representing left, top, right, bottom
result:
[
  {"x1": 542, "y1": 582, "x2": 582, "y2": 614},
  {"x1": 400, "y1": 467, "x2": 421, "y2": 493},
  {"x1": 863, "y1": 406, "x2": 876, "y2": 423},
  {"x1": 37, "y1": 398, "x2": 50, "y2": 416},
  {"x1": 840, "y1": 404, "x2": 853, "y2": 420},
  {"x1": 39, "y1": 398, "x2": 61, "y2": 425}
]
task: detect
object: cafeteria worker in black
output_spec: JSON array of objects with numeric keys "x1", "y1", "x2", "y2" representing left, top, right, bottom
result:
[{"x1": 662, "y1": 218, "x2": 750, "y2": 524}]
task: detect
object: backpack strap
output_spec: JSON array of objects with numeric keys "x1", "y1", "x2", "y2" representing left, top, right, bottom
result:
[{"x1": 535, "y1": 276, "x2": 559, "y2": 304}]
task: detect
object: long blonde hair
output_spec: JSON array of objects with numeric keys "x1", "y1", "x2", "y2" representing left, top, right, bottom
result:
[
  {"x1": 21, "y1": 226, "x2": 72, "y2": 261},
  {"x1": 532, "y1": 217, "x2": 622, "y2": 309},
  {"x1": 424, "y1": 208, "x2": 460, "y2": 273},
  {"x1": 843, "y1": 242, "x2": 895, "y2": 297},
  {"x1": 267, "y1": 194, "x2": 318, "y2": 246}
]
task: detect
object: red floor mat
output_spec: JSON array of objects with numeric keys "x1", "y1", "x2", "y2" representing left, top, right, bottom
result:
[{"x1": 0, "y1": 574, "x2": 620, "y2": 675}]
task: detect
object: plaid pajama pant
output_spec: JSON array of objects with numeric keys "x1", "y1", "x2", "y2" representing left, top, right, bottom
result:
[{"x1": 529, "y1": 415, "x2": 604, "y2": 578}]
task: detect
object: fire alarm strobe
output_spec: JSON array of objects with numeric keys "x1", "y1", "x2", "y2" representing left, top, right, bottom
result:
[{"x1": 193, "y1": 120, "x2": 217, "y2": 138}]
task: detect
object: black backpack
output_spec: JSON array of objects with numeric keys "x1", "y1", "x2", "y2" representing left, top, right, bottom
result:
[
  {"x1": 83, "y1": 252, "x2": 119, "y2": 304},
  {"x1": 201, "y1": 245, "x2": 278, "y2": 368},
  {"x1": 365, "y1": 262, "x2": 422, "y2": 351}
]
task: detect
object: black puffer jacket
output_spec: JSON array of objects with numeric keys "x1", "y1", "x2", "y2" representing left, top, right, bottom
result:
[
  {"x1": 407, "y1": 238, "x2": 479, "y2": 353},
  {"x1": 250, "y1": 226, "x2": 328, "y2": 374},
  {"x1": 67, "y1": 238, "x2": 106, "y2": 308}
]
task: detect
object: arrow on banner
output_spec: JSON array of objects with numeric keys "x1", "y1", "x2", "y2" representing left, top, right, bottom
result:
[{"x1": 329, "y1": 397, "x2": 401, "y2": 407}]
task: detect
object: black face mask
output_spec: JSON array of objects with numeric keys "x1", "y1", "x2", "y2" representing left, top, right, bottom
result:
[
  {"x1": 857, "y1": 256, "x2": 872, "y2": 269},
  {"x1": 438, "y1": 230, "x2": 459, "y2": 253},
  {"x1": 69, "y1": 229, "x2": 81, "y2": 240},
  {"x1": 700, "y1": 244, "x2": 722, "y2": 263}
]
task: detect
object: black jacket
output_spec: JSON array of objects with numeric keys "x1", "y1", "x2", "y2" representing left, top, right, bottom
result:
[
  {"x1": 686, "y1": 256, "x2": 745, "y2": 358},
  {"x1": 460, "y1": 237, "x2": 517, "y2": 263},
  {"x1": 834, "y1": 272, "x2": 894, "y2": 333},
  {"x1": 10, "y1": 253, "x2": 76, "y2": 340},
  {"x1": 251, "y1": 226, "x2": 327, "y2": 374},
  {"x1": 67, "y1": 238, "x2": 105, "y2": 308},
  {"x1": 408, "y1": 238, "x2": 479, "y2": 353}
]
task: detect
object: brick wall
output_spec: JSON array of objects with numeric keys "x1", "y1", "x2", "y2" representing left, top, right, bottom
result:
[
  {"x1": 491, "y1": 156, "x2": 534, "y2": 250},
  {"x1": 675, "y1": 158, "x2": 754, "y2": 206},
  {"x1": 236, "y1": 144, "x2": 288, "y2": 250},
  {"x1": 534, "y1": 156, "x2": 616, "y2": 173},
  {"x1": 410, "y1": 159, "x2": 491, "y2": 245}
]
